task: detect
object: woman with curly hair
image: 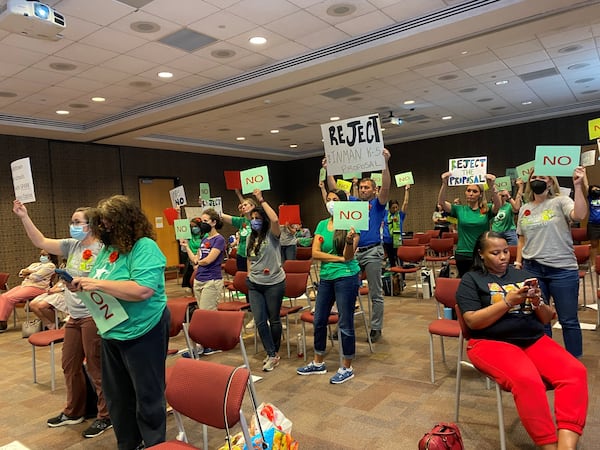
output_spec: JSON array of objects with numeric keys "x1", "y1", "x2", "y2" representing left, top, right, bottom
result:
[{"x1": 73, "y1": 195, "x2": 169, "y2": 450}]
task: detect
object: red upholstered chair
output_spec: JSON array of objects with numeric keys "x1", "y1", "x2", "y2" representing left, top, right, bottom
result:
[
  {"x1": 429, "y1": 278, "x2": 461, "y2": 383},
  {"x1": 425, "y1": 238, "x2": 454, "y2": 275},
  {"x1": 149, "y1": 358, "x2": 256, "y2": 449},
  {"x1": 283, "y1": 259, "x2": 316, "y2": 290},
  {"x1": 571, "y1": 227, "x2": 587, "y2": 244},
  {"x1": 166, "y1": 297, "x2": 197, "y2": 355},
  {"x1": 390, "y1": 245, "x2": 426, "y2": 296},
  {"x1": 217, "y1": 271, "x2": 251, "y2": 313},
  {"x1": 574, "y1": 244, "x2": 593, "y2": 307},
  {"x1": 28, "y1": 328, "x2": 66, "y2": 391},
  {"x1": 401, "y1": 238, "x2": 420, "y2": 246},
  {"x1": 425, "y1": 229, "x2": 441, "y2": 238},
  {"x1": 441, "y1": 232, "x2": 459, "y2": 246},
  {"x1": 221, "y1": 258, "x2": 238, "y2": 300},
  {"x1": 508, "y1": 245, "x2": 517, "y2": 264}
]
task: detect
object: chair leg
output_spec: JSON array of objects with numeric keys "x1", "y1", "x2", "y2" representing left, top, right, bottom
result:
[
  {"x1": 50, "y1": 341, "x2": 56, "y2": 391},
  {"x1": 301, "y1": 322, "x2": 308, "y2": 362},
  {"x1": 31, "y1": 345, "x2": 37, "y2": 384},
  {"x1": 429, "y1": 333, "x2": 435, "y2": 383},
  {"x1": 495, "y1": 382, "x2": 507, "y2": 450},
  {"x1": 439, "y1": 336, "x2": 446, "y2": 363},
  {"x1": 284, "y1": 316, "x2": 291, "y2": 358},
  {"x1": 454, "y1": 334, "x2": 464, "y2": 422}
]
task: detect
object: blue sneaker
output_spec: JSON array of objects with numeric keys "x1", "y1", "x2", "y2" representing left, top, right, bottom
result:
[
  {"x1": 181, "y1": 351, "x2": 191, "y2": 358},
  {"x1": 296, "y1": 361, "x2": 327, "y2": 376},
  {"x1": 202, "y1": 347, "x2": 222, "y2": 356},
  {"x1": 330, "y1": 367, "x2": 354, "y2": 384}
]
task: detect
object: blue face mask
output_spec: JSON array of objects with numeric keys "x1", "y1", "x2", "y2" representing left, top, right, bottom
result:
[
  {"x1": 250, "y1": 219, "x2": 263, "y2": 231},
  {"x1": 69, "y1": 224, "x2": 88, "y2": 241},
  {"x1": 40, "y1": 256, "x2": 49, "y2": 263},
  {"x1": 191, "y1": 226, "x2": 200, "y2": 235}
]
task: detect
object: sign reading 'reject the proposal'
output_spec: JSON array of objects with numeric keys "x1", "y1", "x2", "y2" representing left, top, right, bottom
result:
[
  {"x1": 447, "y1": 156, "x2": 487, "y2": 186},
  {"x1": 321, "y1": 114, "x2": 385, "y2": 176}
]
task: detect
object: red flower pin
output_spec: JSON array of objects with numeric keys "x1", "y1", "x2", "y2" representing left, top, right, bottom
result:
[
  {"x1": 319, "y1": 236, "x2": 324, "y2": 243},
  {"x1": 524, "y1": 209, "x2": 531, "y2": 216},
  {"x1": 263, "y1": 268, "x2": 270, "y2": 275},
  {"x1": 204, "y1": 241, "x2": 211, "y2": 249},
  {"x1": 109, "y1": 251, "x2": 119, "y2": 263},
  {"x1": 82, "y1": 249, "x2": 92, "y2": 260}
]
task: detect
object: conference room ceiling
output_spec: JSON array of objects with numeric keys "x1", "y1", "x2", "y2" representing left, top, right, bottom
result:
[{"x1": 1, "y1": 0, "x2": 600, "y2": 161}]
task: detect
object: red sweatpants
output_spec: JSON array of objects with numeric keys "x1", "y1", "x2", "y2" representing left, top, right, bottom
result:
[{"x1": 467, "y1": 335, "x2": 588, "y2": 446}]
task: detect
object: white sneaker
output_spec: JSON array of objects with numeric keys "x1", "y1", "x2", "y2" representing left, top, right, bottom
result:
[
  {"x1": 262, "y1": 356, "x2": 280, "y2": 372},
  {"x1": 245, "y1": 318, "x2": 255, "y2": 330}
]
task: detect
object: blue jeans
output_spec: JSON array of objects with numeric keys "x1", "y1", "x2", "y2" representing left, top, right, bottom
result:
[
  {"x1": 313, "y1": 275, "x2": 360, "y2": 359},
  {"x1": 498, "y1": 229, "x2": 518, "y2": 246},
  {"x1": 280, "y1": 245, "x2": 297, "y2": 263},
  {"x1": 523, "y1": 260, "x2": 582, "y2": 357},
  {"x1": 247, "y1": 279, "x2": 285, "y2": 357},
  {"x1": 355, "y1": 245, "x2": 385, "y2": 330}
]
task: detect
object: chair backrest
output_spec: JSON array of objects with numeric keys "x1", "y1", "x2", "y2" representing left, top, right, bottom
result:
[
  {"x1": 232, "y1": 271, "x2": 249, "y2": 295},
  {"x1": 0, "y1": 272, "x2": 9, "y2": 291},
  {"x1": 571, "y1": 227, "x2": 587, "y2": 243},
  {"x1": 282, "y1": 259, "x2": 312, "y2": 273},
  {"x1": 507, "y1": 245, "x2": 517, "y2": 264},
  {"x1": 441, "y1": 232, "x2": 459, "y2": 245},
  {"x1": 454, "y1": 304, "x2": 472, "y2": 340},
  {"x1": 284, "y1": 272, "x2": 309, "y2": 298},
  {"x1": 166, "y1": 300, "x2": 192, "y2": 337},
  {"x1": 166, "y1": 358, "x2": 249, "y2": 430},
  {"x1": 401, "y1": 238, "x2": 420, "y2": 246},
  {"x1": 573, "y1": 244, "x2": 590, "y2": 264},
  {"x1": 429, "y1": 238, "x2": 454, "y2": 254},
  {"x1": 295, "y1": 246, "x2": 313, "y2": 260},
  {"x1": 188, "y1": 309, "x2": 244, "y2": 351},
  {"x1": 417, "y1": 233, "x2": 432, "y2": 245},
  {"x1": 425, "y1": 229, "x2": 441, "y2": 238},
  {"x1": 222, "y1": 258, "x2": 238, "y2": 277},
  {"x1": 434, "y1": 277, "x2": 461, "y2": 309},
  {"x1": 396, "y1": 245, "x2": 426, "y2": 262}
]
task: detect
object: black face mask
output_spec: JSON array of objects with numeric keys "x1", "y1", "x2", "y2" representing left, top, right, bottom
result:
[
  {"x1": 590, "y1": 189, "x2": 600, "y2": 199},
  {"x1": 530, "y1": 180, "x2": 547, "y2": 195},
  {"x1": 199, "y1": 222, "x2": 212, "y2": 236}
]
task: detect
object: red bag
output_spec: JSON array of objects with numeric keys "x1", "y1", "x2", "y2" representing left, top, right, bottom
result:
[{"x1": 418, "y1": 422, "x2": 464, "y2": 450}]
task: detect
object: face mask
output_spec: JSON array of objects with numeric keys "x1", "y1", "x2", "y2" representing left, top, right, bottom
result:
[
  {"x1": 69, "y1": 224, "x2": 88, "y2": 241},
  {"x1": 40, "y1": 256, "x2": 49, "y2": 263},
  {"x1": 326, "y1": 200, "x2": 335, "y2": 216},
  {"x1": 591, "y1": 189, "x2": 600, "y2": 199},
  {"x1": 530, "y1": 179, "x2": 547, "y2": 195},
  {"x1": 199, "y1": 222, "x2": 212, "y2": 235},
  {"x1": 250, "y1": 219, "x2": 263, "y2": 231}
]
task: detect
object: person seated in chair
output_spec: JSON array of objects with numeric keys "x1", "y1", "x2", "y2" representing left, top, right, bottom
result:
[
  {"x1": 456, "y1": 231, "x2": 587, "y2": 450},
  {"x1": 29, "y1": 278, "x2": 68, "y2": 330},
  {"x1": 0, "y1": 249, "x2": 55, "y2": 332}
]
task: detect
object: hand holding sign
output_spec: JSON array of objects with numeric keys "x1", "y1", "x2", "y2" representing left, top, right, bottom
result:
[{"x1": 573, "y1": 166, "x2": 585, "y2": 187}]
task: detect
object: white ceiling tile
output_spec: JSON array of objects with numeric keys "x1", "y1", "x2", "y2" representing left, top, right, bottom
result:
[
  {"x1": 294, "y1": 26, "x2": 350, "y2": 49},
  {"x1": 552, "y1": 50, "x2": 600, "y2": 69},
  {"x1": 108, "y1": 10, "x2": 181, "y2": 40},
  {"x1": 226, "y1": 0, "x2": 299, "y2": 26},
  {"x1": 174, "y1": 74, "x2": 215, "y2": 89},
  {"x1": 54, "y1": 42, "x2": 119, "y2": 65},
  {"x1": 1, "y1": 33, "x2": 72, "y2": 53},
  {"x1": 335, "y1": 10, "x2": 395, "y2": 36},
  {"x1": 0, "y1": 43, "x2": 48, "y2": 66},
  {"x1": 491, "y1": 39, "x2": 544, "y2": 59},
  {"x1": 538, "y1": 27, "x2": 594, "y2": 50},
  {"x1": 0, "y1": 77, "x2": 45, "y2": 95},
  {"x1": 502, "y1": 51, "x2": 550, "y2": 69},
  {"x1": 200, "y1": 65, "x2": 243, "y2": 80},
  {"x1": 379, "y1": 0, "x2": 447, "y2": 21},
  {"x1": 30, "y1": 56, "x2": 93, "y2": 76},
  {"x1": 141, "y1": 0, "x2": 220, "y2": 26},
  {"x1": 102, "y1": 54, "x2": 157, "y2": 75},
  {"x1": 511, "y1": 61, "x2": 556, "y2": 76},
  {"x1": 79, "y1": 27, "x2": 148, "y2": 53},
  {"x1": 167, "y1": 55, "x2": 220, "y2": 73},
  {"x1": 265, "y1": 10, "x2": 331, "y2": 40},
  {"x1": 78, "y1": 66, "x2": 131, "y2": 84},
  {"x1": 194, "y1": 41, "x2": 252, "y2": 63},
  {"x1": 305, "y1": 0, "x2": 377, "y2": 26},
  {"x1": 12, "y1": 68, "x2": 72, "y2": 85},
  {"x1": 55, "y1": 76, "x2": 107, "y2": 93},
  {"x1": 188, "y1": 11, "x2": 256, "y2": 41},
  {"x1": 259, "y1": 41, "x2": 309, "y2": 60},
  {"x1": 462, "y1": 60, "x2": 509, "y2": 77},
  {"x1": 546, "y1": 38, "x2": 597, "y2": 59},
  {"x1": 412, "y1": 62, "x2": 460, "y2": 77},
  {"x1": 56, "y1": 0, "x2": 133, "y2": 26},
  {"x1": 128, "y1": 42, "x2": 188, "y2": 64},
  {"x1": 0, "y1": 62, "x2": 27, "y2": 77},
  {"x1": 228, "y1": 53, "x2": 275, "y2": 71},
  {"x1": 226, "y1": 27, "x2": 290, "y2": 53}
]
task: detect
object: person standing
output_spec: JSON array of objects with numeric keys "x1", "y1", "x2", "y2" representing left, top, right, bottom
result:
[
  {"x1": 351, "y1": 149, "x2": 391, "y2": 342},
  {"x1": 12, "y1": 201, "x2": 109, "y2": 438},
  {"x1": 516, "y1": 167, "x2": 587, "y2": 358},
  {"x1": 296, "y1": 189, "x2": 360, "y2": 384},
  {"x1": 438, "y1": 173, "x2": 501, "y2": 277},
  {"x1": 491, "y1": 178, "x2": 524, "y2": 246},
  {"x1": 180, "y1": 217, "x2": 202, "y2": 293},
  {"x1": 221, "y1": 191, "x2": 257, "y2": 271},
  {"x1": 74, "y1": 195, "x2": 169, "y2": 450},
  {"x1": 246, "y1": 189, "x2": 286, "y2": 372},
  {"x1": 382, "y1": 185, "x2": 410, "y2": 268}
]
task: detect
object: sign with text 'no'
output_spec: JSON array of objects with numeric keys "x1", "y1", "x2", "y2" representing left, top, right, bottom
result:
[
  {"x1": 321, "y1": 114, "x2": 385, "y2": 176},
  {"x1": 395, "y1": 171, "x2": 414, "y2": 187},
  {"x1": 447, "y1": 156, "x2": 487, "y2": 186},
  {"x1": 494, "y1": 176, "x2": 511, "y2": 192},
  {"x1": 241, "y1": 166, "x2": 270, "y2": 194},
  {"x1": 174, "y1": 219, "x2": 192, "y2": 240},
  {"x1": 332, "y1": 201, "x2": 369, "y2": 231},
  {"x1": 515, "y1": 160, "x2": 535, "y2": 182},
  {"x1": 77, "y1": 290, "x2": 129, "y2": 334},
  {"x1": 534, "y1": 146, "x2": 580, "y2": 176},
  {"x1": 169, "y1": 186, "x2": 187, "y2": 208},
  {"x1": 588, "y1": 118, "x2": 600, "y2": 140}
]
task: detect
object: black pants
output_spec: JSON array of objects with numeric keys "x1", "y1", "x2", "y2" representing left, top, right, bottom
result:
[
  {"x1": 101, "y1": 307, "x2": 170, "y2": 450},
  {"x1": 454, "y1": 254, "x2": 473, "y2": 278}
]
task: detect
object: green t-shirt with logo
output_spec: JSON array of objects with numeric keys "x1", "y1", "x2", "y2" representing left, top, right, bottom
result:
[
  {"x1": 232, "y1": 216, "x2": 251, "y2": 257},
  {"x1": 491, "y1": 202, "x2": 516, "y2": 233},
  {"x1": 314, "y1": 218, "x2": 360, "y2": 280},
  {"x1": 451, "y1": 204, "x2": 495, "y2": 257}
]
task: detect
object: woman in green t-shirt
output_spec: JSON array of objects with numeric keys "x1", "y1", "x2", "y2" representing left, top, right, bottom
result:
[
  {"x1": 221, "y1": 190, "x2": 257, "y2": 271},
  {"x1": 296, "y1": 189, "x2": 361, "y2": 385}
]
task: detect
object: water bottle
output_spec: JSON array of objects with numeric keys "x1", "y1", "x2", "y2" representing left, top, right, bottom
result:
[
  {"x1": 443, "y1": 307, "x2": 453, "y2": 320},
  {"x1": 297, "y1": 333, "x2": 304, "y2": 358}
]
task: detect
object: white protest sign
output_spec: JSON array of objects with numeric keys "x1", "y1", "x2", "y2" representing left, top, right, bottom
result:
[
  {"x1": 447, "y1": 156, "x2": 487, "y2": 186},
  {"x1": 169, "y1": 186, "x2": 187, "y2": 208},
  {"x1": 321, "y1": 114, "x2": 385, "y2": 176},
  {"x1": 76, "y1": 290, "x2": 129, "y2": 334},
  {"x1": 581, "y1": 149, "x2": 596, "y2": 167},
  {"x1": 11, "y1": 157, "x2": 36, "y2": 203},
  {"x1": 201, "y1": 197, "x2": 223, "y2": 216}
]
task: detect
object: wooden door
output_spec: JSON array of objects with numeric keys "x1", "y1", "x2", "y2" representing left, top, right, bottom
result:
[{"x1": 139, "y1": 178, "x2": 179, "y2": 267}]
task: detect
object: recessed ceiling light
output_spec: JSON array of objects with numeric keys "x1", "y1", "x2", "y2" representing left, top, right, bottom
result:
[
  {"x1": 289, "y1": 144, "x2": 298, "y2": 148},
  {"x1": 56, "y1": 110, "x2": 69, "y2": 115},
  {"x1": 403, "y1": 100, "x2": 415, "y2": 105},
  {"x1": 495, "y1": 80, "x2": 509, "y2": 85},
  {"x1": 330, "y1": 116, "x2": 340, "y2": 121},
  {"x1": 442, "y1": 116, "x2": 453, "y2": 120},
  {"x1": 236, "y1": 137, "x2": 245, "y2": 141},
  {"x1": 249, "y1": 36, "x2": 267, "y2": 45},
  {"x1": 91, "y1": 97, "x2": 106, "y2": 102},
  {"x1": 270, "y1": 129, "x2": 279, "y2": 134},
  {"x1": 158, "y1": 71, "x2": 173, "y2": 78},
  {"x1": 521, "y1": 101, "x2": 533, "y2": 105}
]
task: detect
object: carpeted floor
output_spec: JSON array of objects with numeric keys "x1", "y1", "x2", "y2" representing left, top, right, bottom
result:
[{"x1": 0, "y1": 273, "x2": 598, "y2": 449}]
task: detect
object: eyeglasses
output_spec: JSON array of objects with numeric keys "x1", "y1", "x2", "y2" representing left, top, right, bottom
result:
[{"x1": 69, "y1": 221, "x2": 88, "y2": 226}]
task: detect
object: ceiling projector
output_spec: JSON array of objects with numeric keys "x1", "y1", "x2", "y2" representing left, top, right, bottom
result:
[{"x1": 0, "y1": 0, "x2": 66, "y2": 41}]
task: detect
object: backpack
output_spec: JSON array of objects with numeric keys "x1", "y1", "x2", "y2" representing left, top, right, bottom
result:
[
  {"x1": 418, "y1": 422, "x2": 464, "y2": 450},
  {"x1": 438, "y1": 261, "x2": 450, "y2": 278}
]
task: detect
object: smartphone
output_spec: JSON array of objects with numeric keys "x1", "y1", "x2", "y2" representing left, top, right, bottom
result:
[{"x1": 54, "y1": 268, "x2": 73, "y2": 283}]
